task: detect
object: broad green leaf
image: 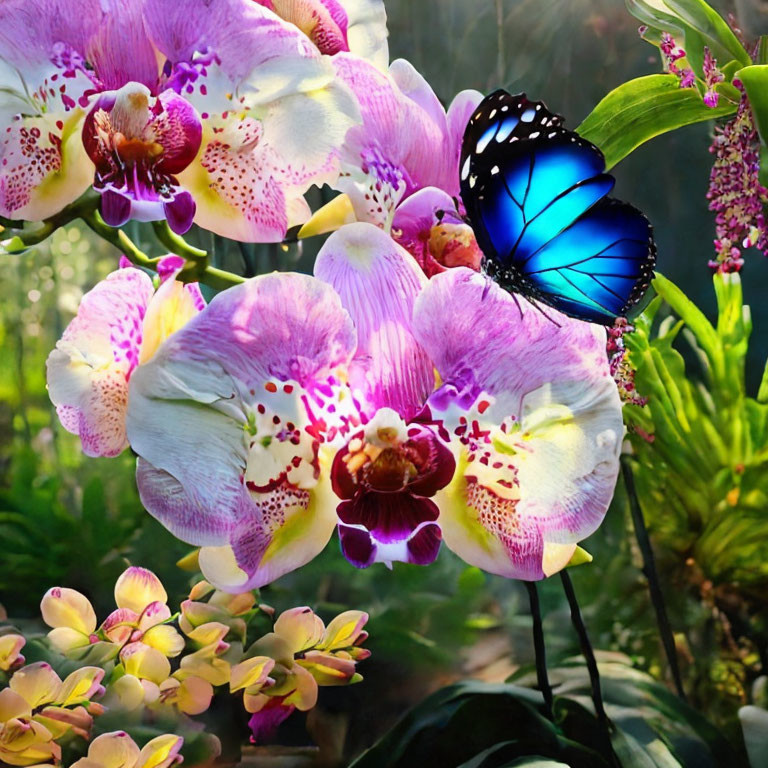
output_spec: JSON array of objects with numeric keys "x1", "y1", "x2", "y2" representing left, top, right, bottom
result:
[
  {"x1": 737, "y1": 65, "x2": 768, "y2": 147},
  {"x1": 663, "y1": 0, "x2": 751, "y2": 66},
  {"x1": 577, "y1": 75, "x2": 737, "y2": 170},
  {"x1": 627, "y1": 0, "x2": 746, "y2": 74}
]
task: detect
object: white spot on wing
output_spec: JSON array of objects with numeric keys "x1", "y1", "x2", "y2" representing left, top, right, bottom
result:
[{"x1": 461, "y1": 155, "x2": 471, "y2": 180}]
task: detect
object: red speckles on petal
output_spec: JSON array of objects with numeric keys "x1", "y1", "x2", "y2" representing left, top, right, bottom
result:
[
  {"x1": 199, "y1": 118, "x2": 288, "y2": 241},
  {"x1": 0, "y1": 120, "x2": 63, "y2": 215}
]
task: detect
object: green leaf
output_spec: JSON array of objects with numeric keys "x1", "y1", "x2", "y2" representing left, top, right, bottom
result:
[
  {"x1": 662, "y1": 0, "x2": 751, "y2": 66},
  {"x1": 737, "y1": 65, "x2": 768, "y2": 146},
  {"x1": 577, "y1": 75, "x2": 737, "y2": 170}
]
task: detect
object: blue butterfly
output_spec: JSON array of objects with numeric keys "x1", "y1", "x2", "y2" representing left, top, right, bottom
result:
[{"x1": 459, "y1": 89, "x2": 656, "y2": 325}]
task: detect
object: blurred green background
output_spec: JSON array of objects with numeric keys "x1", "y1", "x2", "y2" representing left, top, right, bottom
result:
[{"x1": 2, "y1": 0, "x2": 767, "y2": 759}]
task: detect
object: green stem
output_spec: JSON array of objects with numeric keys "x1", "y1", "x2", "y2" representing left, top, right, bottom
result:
[
  {"x1": 82, "y1": 211, "x2": 161, "y2": 270},
  {"x1": 621, "y1": 455, "x2": 688, "y2": 702},
  {"x1": 1, "y1": 191, "x2": 100, "y2": 250},
  {"x1": 524, "y1": 581, "x2": 554, "y2": 721},
  {"x1": 151, "y1": 220, "x2": 207, "y2": 262},
  {"x1": 85, "y1": 212, "x2": 245, "y2": 290}
]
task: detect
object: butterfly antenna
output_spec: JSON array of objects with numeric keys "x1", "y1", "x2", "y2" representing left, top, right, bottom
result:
[
  {"x1": 510, "y1": 290, "x2": 524, "y2": 319},
  {"x1": 529, "y1": 296, "x2": 562, "y2": 328}
]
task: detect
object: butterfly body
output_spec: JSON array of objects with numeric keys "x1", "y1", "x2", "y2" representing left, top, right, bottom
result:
[{"x1": 459, "y1": 90, "x2": 656, "y2": 325}]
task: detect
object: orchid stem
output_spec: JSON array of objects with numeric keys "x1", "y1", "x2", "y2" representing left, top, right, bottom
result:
[
  {"x1": 82, "y1": 211, "x2": 161, "y2": 270},
  {"x1": 84, "y1": 211, "x2": 244, "y2": 291},
  {"x1": 1, "y1": 191, "x2": 100, "y2": 250},
  {"x1": 524, "y1": 581, "x2": 554, "y2": 721},
  {"x1": 560, "y1": 571, "x2": 618, "y2": 767},
  {"x1": 151, "y1": 220, "x2": 207, "y2": 262},
  {"x1": 621, "y1": 455, "x2": 687, "y2": 702}
]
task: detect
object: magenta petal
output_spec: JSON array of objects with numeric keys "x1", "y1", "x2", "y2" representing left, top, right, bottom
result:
[
  {"x1": 413, "y1": 268, "x2": 610, "y2": 400},
  {"x1": 101, "y1": 189, "x2": 131, "y2": 228},
  {"x1": 249, "y1": 701, "x2": 296, "y2": 744},
  {"x1": 314, "y1": 223, "x2": 432, "y2": 419},
  {"x1": 164, "y1": 190, "x2": 196, "y2": 234},
  {"x1": 154, "y1": 91, "x2": 203, "y2": 175},
  {"x1": 405, "y1": 425, "x2": 456, "y2": 497},
  {"x1": 337, "y1": 492, "x2": 439, "y2": 544},
  {"x1": 407, "y1": 522, "x2": 442, "y2": 565},
  {"x1": 338, "y1": 525, "x2": 377, "y2": 568}
]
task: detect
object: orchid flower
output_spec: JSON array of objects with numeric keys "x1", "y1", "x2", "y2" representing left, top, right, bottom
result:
[
  {"x1": 230, "y1": 606, "x2": 368, "y2": 743},
  {"x1": 0, "y1": 0, "x2": 359, "y2": 239},
  {"x1": 125, "y1": 222, "x2": 623, "y2": 589},
  {"x1": 41, "y1": 567, "x2": 184, "y2": 684},
  {"x1": 301, "y1": 55, "x2": 484, "y2": 276},
  {"x1": 0, "y1": 635, "x2": 25, "y2": 674},
  {"x1": 46, "y1": 255, "x2": 205, "y2": 457},
  {"x1": 253, "y1": 0, "x2": 389, "y2": 68},
  {"x1": 0, "y1": 662, "x2": 104, "y2": 765},
  {"x1": 70, "y1": 731, "x2": 183, "y2": 768}
]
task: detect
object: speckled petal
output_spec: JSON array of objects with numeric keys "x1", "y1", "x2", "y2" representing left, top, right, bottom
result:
[{"x1": 46, "y1": 267, "x2": 154, "y2": 457}]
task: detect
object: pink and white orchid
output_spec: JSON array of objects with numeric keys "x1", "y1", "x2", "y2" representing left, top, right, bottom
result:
[
  {"x1": 125, "y1": 222, "x2": 623, "y2": 589},
  {"x1": 46, "y1": 256, "x2": 205, "y2": 457},
  {"x1": 253, "y1": 0, "x2": 389, "y2": 69},
  {"x1": 0, "y1": 0, "x2": 359, "y2": 239},
  {"x1": 301, "y1": 55, "x2": 484, "y2": 276}
]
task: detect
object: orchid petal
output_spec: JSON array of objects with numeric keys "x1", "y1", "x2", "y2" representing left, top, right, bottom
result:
[
  {"x1": 0, "y1": 688, "x2": 31, "y2": 722},
  {"x1": 229, "y1": 656, "x2": 275, "y2": 694},
  {"x1": 0, "y1": 112, "x2": 93, "y2": 221},
  {"x1": 161, "y1": 675, "x2": 213, "y2": 716},
  {"x1": 136, "y1": 734, "x2": 183, "y2": 768},
  {"x1": 85, "y1": 0, "x2": 159, "y2": 91},
  {"x1": 142, "y1": 625, "x2": 185, "y2": 659},
  {"x1": 274, "y1": 607, "x2": 325, "y2": 653},
  {"x1": 9, "y1": 663, "x2": 62, "y2": 709},
  {"x1": 114, "y1": 568, "x2": 167, "y2": 614},
  {"x1": 46, "y1": 627, "x2": 91, "y2": 655},
  {"x1": 56, "y1": 667, "x2": 105, "y2": 707},
  {"x1": 0, "y1": 634, "x2": 25, "y2": 672},
  {"x1": 121, "y1": 643, "x2": 171, "y2": 685},
  {"x1": 332, "y1": 55, "x2": 449, "y2": 226},
  {"x1": 40, "y1": 587, "x2": 97, "y2": 635},
  {"x1": 414, "y1": 269, "x2": 623, "y2": 579},
  {"x1": 315, "y1": 222, "x2": 431, "y2": 419},
  {"x1": 127, "y1": 274, "x2": 356, "y2": 588},
  {"x1": 46, "y1": 267, "x2": 154, "y2": 458},
  {"x1": 101, "y1": 608, "x2": 140, "y2": 646},
  {"x1": 318, "y1": 610, "x2": 368, "y2": 651},
  {"x1": 86, "y1": 731, "x2": 141, "y2": 768},
  {"x1": 444, "y1": 89, "x2": 484, "y2": 198}
]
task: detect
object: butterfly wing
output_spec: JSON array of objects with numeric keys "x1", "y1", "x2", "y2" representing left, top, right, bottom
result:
[{"x1": 460, "y1": 90, "x2": 656, "y2": 324}]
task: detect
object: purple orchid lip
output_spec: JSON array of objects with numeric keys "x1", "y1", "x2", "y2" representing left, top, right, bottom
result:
[
  {"x1": 82, "y1": 85, "x2": 202, "y2": 232},
  {"x1": 331, "y1": 419, "x2": 454, "y2": 568}
]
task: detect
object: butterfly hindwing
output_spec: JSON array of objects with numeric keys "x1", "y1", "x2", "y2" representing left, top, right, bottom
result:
[{"x1": 460, "y1": 89, "x2": 656, "y2": 324}]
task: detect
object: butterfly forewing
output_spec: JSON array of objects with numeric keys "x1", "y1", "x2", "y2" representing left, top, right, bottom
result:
[{"x1": 459, "y1": 89, "x2": 656, "y2": 325}]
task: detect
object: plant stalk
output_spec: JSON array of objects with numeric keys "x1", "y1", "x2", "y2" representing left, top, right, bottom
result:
[
  {"x1": 621, "y1": 455, "x2": 687, "y2": 701},
  {"x1": 560, "y1": 570, "x2": 618, "y2": 767},
  {"x1": 524, "y1": 581, "x2": 554, "y2": 721}
]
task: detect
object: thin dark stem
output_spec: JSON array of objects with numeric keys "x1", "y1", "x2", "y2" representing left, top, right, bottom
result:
[
  {"x1": 560, "y1": 570, "x2": 618, "y2": 767},
  {"x1": 621, "y1": 455, "x2": 687, "y2": 702},
  {"x1": 524, "y1": 581, "x2": 554, "y2": 721}
]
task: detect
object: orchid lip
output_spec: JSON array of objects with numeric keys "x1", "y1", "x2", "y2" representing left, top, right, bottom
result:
[{"x1": 83, "y1": 83, "x2": 202, "y2": 231}]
